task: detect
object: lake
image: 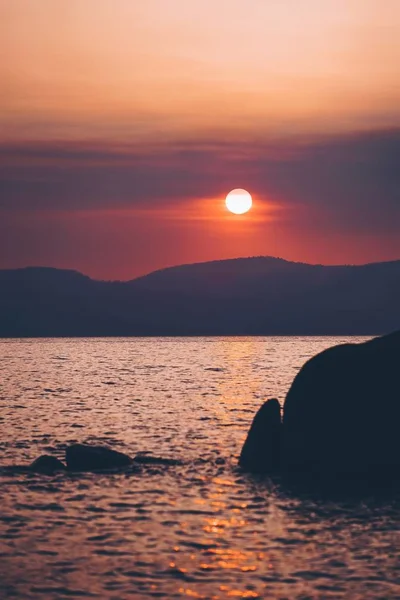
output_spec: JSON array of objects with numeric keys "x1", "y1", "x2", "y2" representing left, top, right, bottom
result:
[{"x1": 1, "y1": 337, "x2": 399, "y2": 599}]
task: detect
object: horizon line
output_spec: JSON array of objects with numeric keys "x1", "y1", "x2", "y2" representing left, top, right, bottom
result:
[{"x1": 2, "y1": 254, "x2": 400, "y2": 284}]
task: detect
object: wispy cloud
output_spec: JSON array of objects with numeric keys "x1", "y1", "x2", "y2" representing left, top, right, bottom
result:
[{"x1": 1, "y1": 129, "x2": 399, "y2": 234}]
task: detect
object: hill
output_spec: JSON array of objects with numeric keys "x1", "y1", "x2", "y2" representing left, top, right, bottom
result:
[{"x1": 0, "y1": 257, "x2": 399, "y2": 336}]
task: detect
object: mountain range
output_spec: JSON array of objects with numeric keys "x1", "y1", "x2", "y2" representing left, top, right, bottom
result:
[{"x1": 0, "y1": 257, "x2": 399, "y2": 336}]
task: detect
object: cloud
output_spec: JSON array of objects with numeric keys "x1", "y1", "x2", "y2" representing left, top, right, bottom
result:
[
  {"x1": 255, "y1": 129, "x2": 400, "y2": 234},
  {"x1": 0, "y1": 129, "x2": 399, "y2": 235}
]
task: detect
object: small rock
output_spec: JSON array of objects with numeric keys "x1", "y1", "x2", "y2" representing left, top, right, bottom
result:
[
  {"x1": 65, "y1": 444, "x2": 132, "y2": 472},
  {"x1": 30, "y1": 455, "x2": 67, "y2": 474},
  {"x1": 239, "y1": 398, "x2": 282, "y2": 473},
  {"x1": 133, "y1": 454, "x2": 182, "y2": 466}
]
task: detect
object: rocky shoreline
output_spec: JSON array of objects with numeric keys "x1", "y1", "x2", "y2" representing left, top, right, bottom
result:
[
  {"x1": 240, "y1": 330, "x2": 400, "y2": 480},
  {"x1": 7, "y1": 330, "x2": 400, "y2": 485}
]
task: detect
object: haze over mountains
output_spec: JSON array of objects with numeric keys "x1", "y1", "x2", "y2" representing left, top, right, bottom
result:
[{"x1": 0, "y1": 257, "x2": 399, "y2": 336}]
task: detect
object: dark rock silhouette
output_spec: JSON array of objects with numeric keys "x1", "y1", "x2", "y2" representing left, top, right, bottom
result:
[
  {"x1": 65, "y1": 444, "x2": 132, "y2": 472},
  {"x1": 30, "y1": 455, "x2": 67, "y2": 473},
  {"x1": 239, "y1": 399, "x2": 282, "y2": 473},
  {"x1": 240, "y1": 330, "x2": 400, "y2": 478},
  {"x1": 132, "y1": 454, "x2": 183, "y2": 466},
  {"x1": 16, "y1": 446, "x2": 184, "y2": 474}
]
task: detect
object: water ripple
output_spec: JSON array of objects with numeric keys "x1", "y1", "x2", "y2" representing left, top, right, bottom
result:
[{"x1": 1, "y1": 336, "x2": 399, "y2": 599}]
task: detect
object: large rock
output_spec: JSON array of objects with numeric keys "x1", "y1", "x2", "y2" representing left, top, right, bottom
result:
[
  {"x1": 240, "y1": 330, "x2": 400, "y2": 477},
  {"x1": 65, "y1": 444, "x2": 132, "y2": 472},
  {"x1": 30, "y1": 455, "x2": 67, "y2": 474}
]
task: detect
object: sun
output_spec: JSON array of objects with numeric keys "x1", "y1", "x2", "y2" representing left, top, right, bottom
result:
[{"x1": 225, "y1": 189, "x2": 252, "y2": 215}]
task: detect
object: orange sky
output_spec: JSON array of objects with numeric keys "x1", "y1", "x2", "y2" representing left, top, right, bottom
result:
[
  {"x1": 1, "y1": 0, "x2": 399, "y2": 279},
  {"x1": 2, "y1": 0, "x2": 400, "y2": 140}
]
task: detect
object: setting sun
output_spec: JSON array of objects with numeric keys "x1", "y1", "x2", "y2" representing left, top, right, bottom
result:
[{"x1": 225, "y1": 189, "x2": 253, "y2": 215}]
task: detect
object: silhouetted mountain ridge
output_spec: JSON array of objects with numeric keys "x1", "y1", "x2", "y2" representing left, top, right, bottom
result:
[{"x1": 0, "y1": 257, "x2": 399, "y2": 336}]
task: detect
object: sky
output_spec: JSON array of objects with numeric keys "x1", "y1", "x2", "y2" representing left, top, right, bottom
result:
[{"x1": 1, "y1": 0, "x2": 399, "y2": 280}]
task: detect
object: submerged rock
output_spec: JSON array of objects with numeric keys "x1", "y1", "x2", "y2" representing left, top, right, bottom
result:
[
  {"x1": 239, "y1": 398, "x2": 282, "y2": 473},
  {"x1": 30, "y1": 455, "x2": 66, "y2": 474},
  {"x1": 240, "y1": 330, "x2": 400, "y2": 478},
  {"x1": 65, "y1": 444, "x2": 132, "y2": 472},
  {"x1": 22, "y1": 446, "x2": 181, "y2": 474},
  {"x1": 133, "y1": 454, "x2": 182, "y2": 466}
]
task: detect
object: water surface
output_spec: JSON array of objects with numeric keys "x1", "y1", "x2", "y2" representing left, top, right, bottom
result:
[{"x1": 1, "y1": 337, "x2": 399, "y2": 599}]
